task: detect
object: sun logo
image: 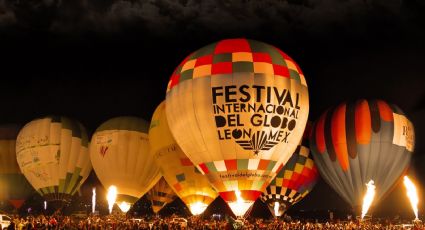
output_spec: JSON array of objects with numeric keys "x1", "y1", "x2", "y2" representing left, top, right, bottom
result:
[{"x1": 236, "y1": 130, "x2": 279, "y2": 155}]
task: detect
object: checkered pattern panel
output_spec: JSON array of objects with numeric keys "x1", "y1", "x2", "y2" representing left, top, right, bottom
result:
[
  {"x1": 195, "y1": 158, "x2": 279, "y2": 202},
  {"x1": 260, "y1": 139, "x2": 319, "y2": 206},
  {"x1": 270, "y1": 147, "x2": 318, "y2": 192},
  {"x1": 167, "y1": 38, "x2": 306, "y2": 92},
  {"x1": 198, "y1": 159, "x2": 278, "y2": 174},
  {"x1": 260, "y1": 190, "x2": 303, "y2": 205}
]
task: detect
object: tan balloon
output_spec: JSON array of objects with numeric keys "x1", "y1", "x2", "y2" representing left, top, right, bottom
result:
[
  {"x1": 90, "y1": 116, "x2": 161, "y2": 208},
  {"x1": 149, "y1": 102, "x2": 218, "y2": 215},
  {"x1": 16, "y1": 116, "x2": 92, "y2": 205}
]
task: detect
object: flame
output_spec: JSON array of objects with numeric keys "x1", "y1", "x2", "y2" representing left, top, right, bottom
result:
[
  {"x1": 117, "y1": 201, "x2": 131, "y2": 213},
  {"x1": 92, "y1": 187, "x2": 96, "y2": 214},
  {"x1": 403, "y1": 176, "x2": 419, "y2": 220},
  {"x1": 227, "y1": 189, "x2": 254, "y2": 217},
  {"x1": 274, "y1": 202, "x2": 280, "y2": 217},
  {"x1": 189, "y1": 202, "x2": 208, "y2": 215},
  {"x1": 107, "y1": 185, "x2": 117, "y2": 214},
  {"x1": 44, "y1": 201, "x2": 47, "y2": 210},
  {"x1": 361, "y1": 180, "x2": 376, "y2": 220}
]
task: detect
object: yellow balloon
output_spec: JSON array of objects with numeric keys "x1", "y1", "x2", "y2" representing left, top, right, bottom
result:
[
  {"x1": 149, "y1": 102, "x2": 218, "y2": 215},
  {"x1": 90, "y1": 116, "x2": 161, "y2": 206},
  {"x1": 16, "y1": 116, "x2": 92, "y2": 204},
  {"x1": 165, "y1": 39, "x2": 309, "y2": 216}
]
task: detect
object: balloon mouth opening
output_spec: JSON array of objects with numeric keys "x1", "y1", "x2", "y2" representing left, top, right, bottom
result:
[
  {"x1": 274, "y1": 202, "x2": 281, "y2": 217},
  {"x1": 117, "y1": 201, "x2": 132, "y2": 213},
  {"x1": 228, "y1": 200, "x2": 254, "y2": 217},
  {"x1": 265, "y1": 201, "x2": 287, "y2": 218},
  {"x1": 223, "y1": 189, "x2": 256, "y2": 217},
  {"x1": 189, "y1": 202, "x2": 208, "y2": 215},
  {"x1": 228, "y1": 189, "x2": 254, "y2": 217}
]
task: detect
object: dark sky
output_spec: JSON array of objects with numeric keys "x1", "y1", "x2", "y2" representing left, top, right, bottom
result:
[{"x1": 1, "y1": 0, "x2": 424, "y2": 217}]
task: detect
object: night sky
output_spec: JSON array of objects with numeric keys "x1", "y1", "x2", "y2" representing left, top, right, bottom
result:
[{"x1": 1, "y1": 0, "x2": 424, "y2": 218}]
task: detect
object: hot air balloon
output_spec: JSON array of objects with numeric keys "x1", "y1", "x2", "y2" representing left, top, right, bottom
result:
[
  {"x1": 149, "y1": 102, "x2": 218, "y2": 215},
  {"x1": 261, "y1": 124, "x2": 319, "y2": 217},
  {"x1": 0, "y1": 124, "x2": 35, "y2": 210},
  {"x1": 165, "y1": 38, "x2": 309, "y2": 216},
  {"x1": 90, "y1": 116, "x2": 161, "y2": 213},
  {"x1": 147, "y1": 177, "x2": 177, "y2": 214},
  {"x1": 16, "y1": 116, "x2": 92, "y2": 208},
  {"x1": 310, "y1": 99, "x2": 415, "y2": 211}
]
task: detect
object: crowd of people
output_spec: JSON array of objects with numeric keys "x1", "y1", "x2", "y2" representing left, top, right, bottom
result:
[{"x1": 1, "y1": 214, "x2": 424, "y2": 230}]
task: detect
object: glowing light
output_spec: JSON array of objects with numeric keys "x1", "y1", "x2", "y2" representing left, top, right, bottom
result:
[
  {"x1": 403, "y1": 176, "x2": 419, "y2": 220},
  {"x1": 117, "y1": 201, "x2": 131, "y2": 213},
  {"x1": 107, "y1": 185, "x2": 117, "y2": 214},
  {"x1": 361, "y1": 180, "x2": 376, "y2": 220},
  {"x1": 44, "y1": 201, "x2": 47, "y2": 210},
  {"x1": 227, "y1": 189, "x2": 254, "y2": 217},
  {"x1": 274, "y1": 202, "x2": 280, "y2": 217},
  {"x1": 189, "y1": 202, "x2": 208, "y2": 215},
  {"x1": 92, "y1": 187, "x2": 96, "y2": 214}
]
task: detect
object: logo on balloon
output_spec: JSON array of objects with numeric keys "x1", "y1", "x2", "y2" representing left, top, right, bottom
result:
[
  {"x1": 100, "y1": 146, "x2": 109, "y2": 157},
  {"x1": 212, "y1": 85, "x2": 301, "y2": 155},
  {"x1": 235, "y1": 131, "x2": 279, "y2": 155}
]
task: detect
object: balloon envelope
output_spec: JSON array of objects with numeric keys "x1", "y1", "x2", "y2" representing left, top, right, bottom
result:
[
  {"x1": 261, "y1": 125, "x2": 319, "y2": 217},
  {"x1": 0, "y1": 124, "x2": 35, "y2": 209},
  {"x1": 16, "y1": 116, "x2": 92, "y2": 204},
  {"x1": 149, "y1": 102, "x2": 218, "y2": 215},
  {"x1": 90, "y1": 116, "x2": 161, "y2": 205},
  {"x1": 310, "y1": 99, "x2": 415, "y2": 207},
  {"x1": 165, "y1": 38, "x2": 309, "y2": 216}
]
